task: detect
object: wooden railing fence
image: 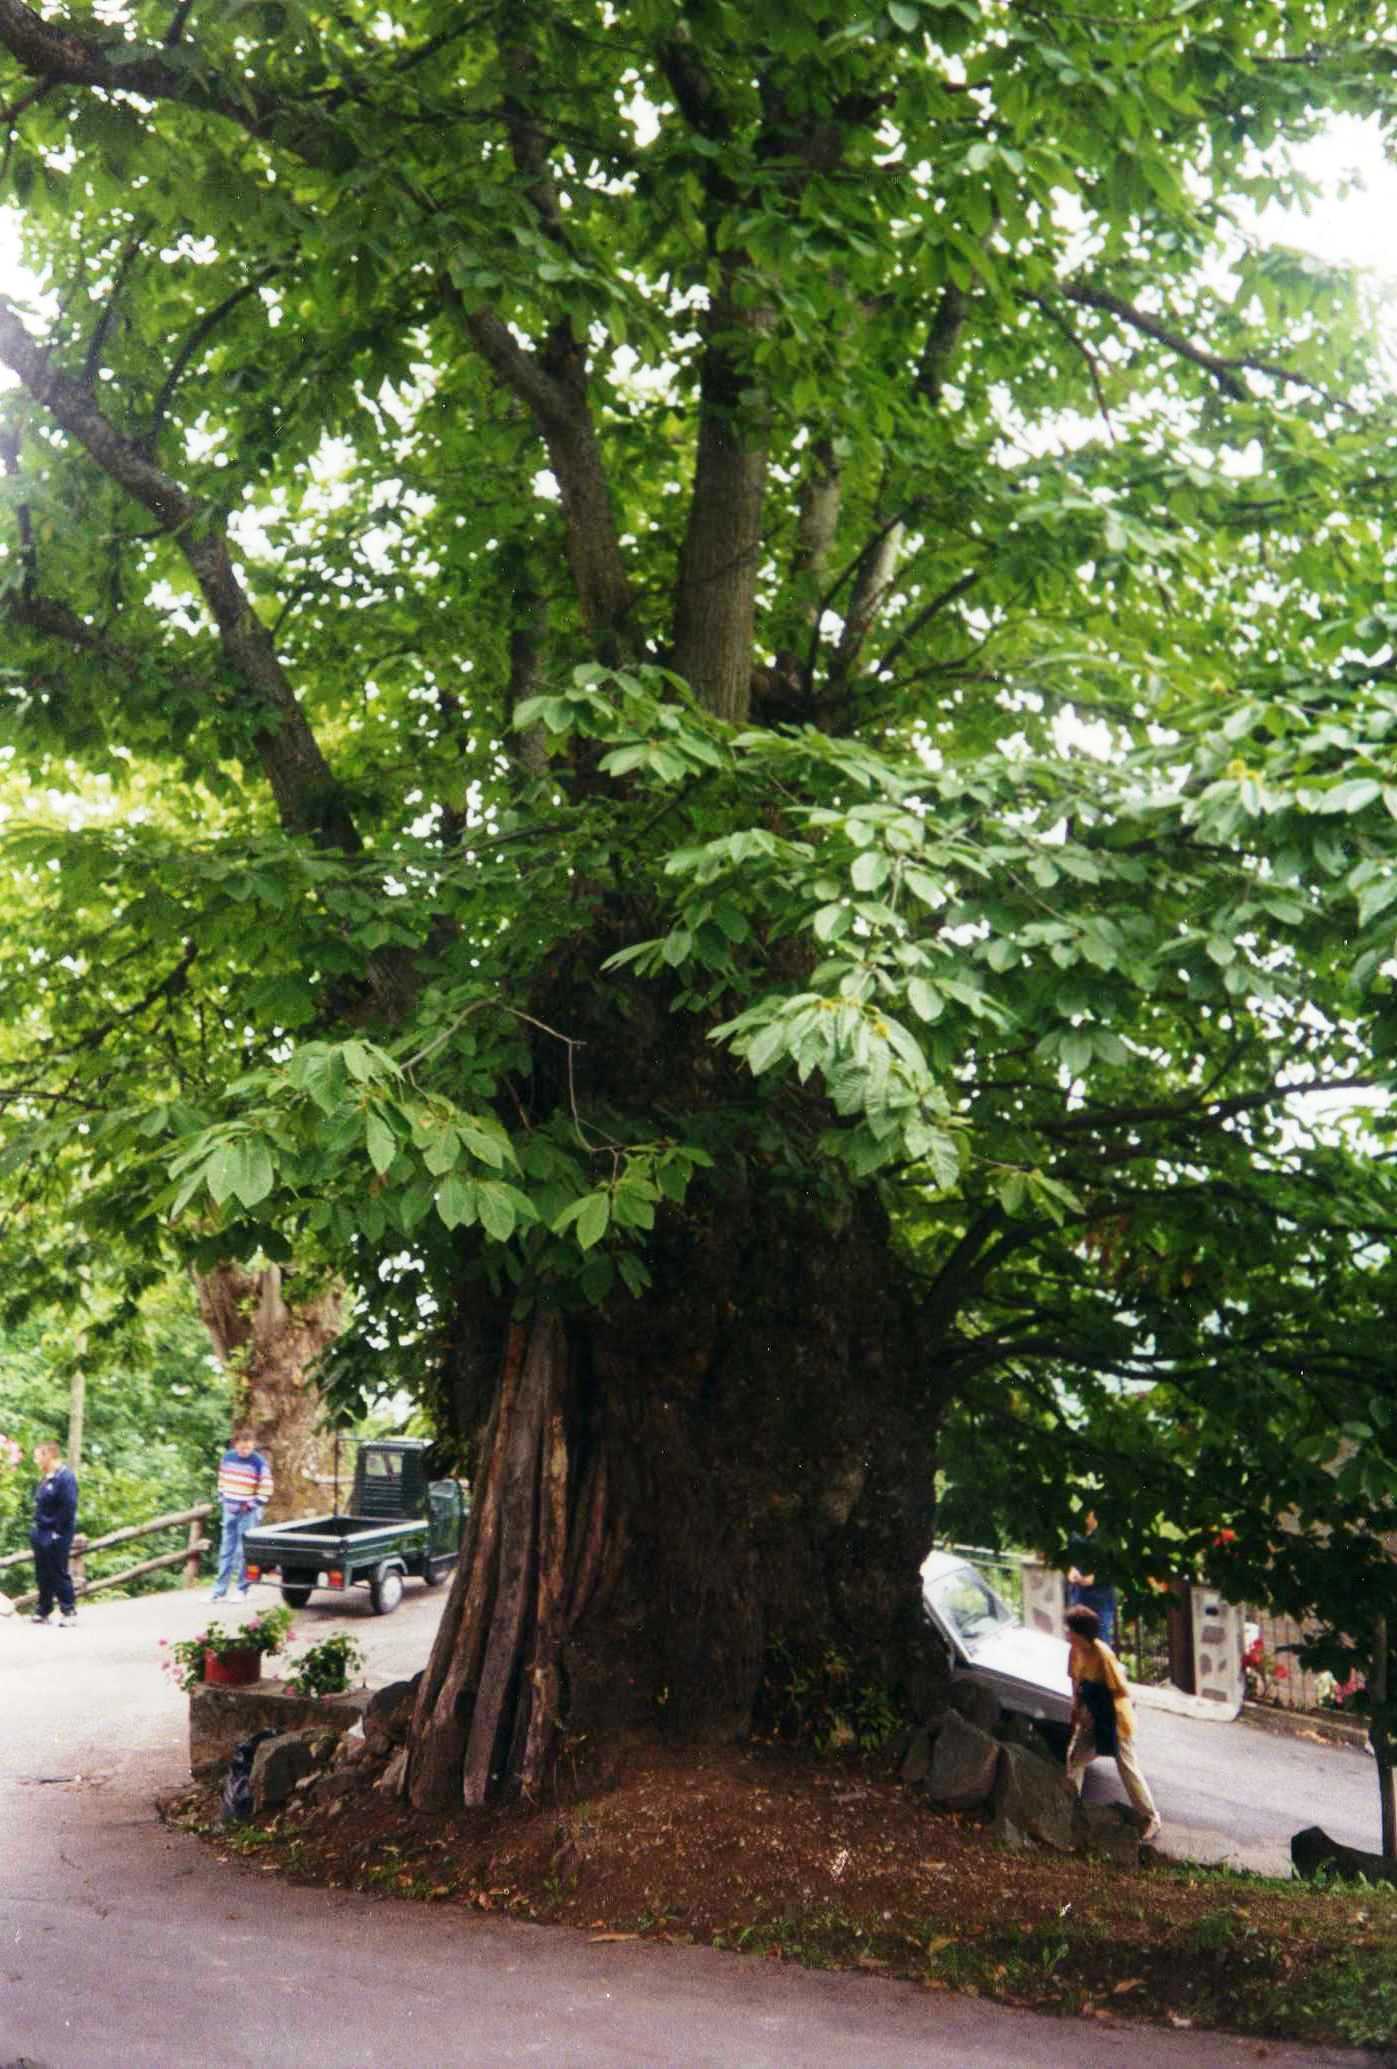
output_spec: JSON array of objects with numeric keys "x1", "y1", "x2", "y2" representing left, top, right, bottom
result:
[{"x1": 0, "y1": 1502, "x2": 212, "y2": 1611}]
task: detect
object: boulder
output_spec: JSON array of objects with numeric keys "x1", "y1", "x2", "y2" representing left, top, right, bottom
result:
[
  {"x1": 189, "y1": 1680, "x2": 372, "y2": 1778},
  {"x1": 250, "y1": 1732, "x2": 319, "y2": 1812},
  {"x1": 363, "y1": 1673, "x2": 421, "y2": 1750},
  {"x1": 927, "y1": 1710, "x2": 1000, "y2": 1811},
  {"x1": 1292, "y1": 1825, "x2": 1397, "y2": 1887},
  {"x1": 990, "y1": 1741, "x2": 1079, "y2": 1853},
  {"x1": 307, "y1": 1767, "x2": 363, "y2": 1808},
  {"x1": 995, "y1": 1711, "x2": 1039, "y2": 1752},
  {"x1": 947, "y1": 1680, "x2": 1002, "y2": 1734},
  {"x1": 900, "y1": 1726, "x2": 935, "y2": 1786},
  {"x1": 1080, "y1": 1801, "x2": 1144, "y2": 1866}
]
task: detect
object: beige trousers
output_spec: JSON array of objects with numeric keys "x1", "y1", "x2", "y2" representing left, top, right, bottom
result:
[{"x1": 1066, "y1": 1720, "x2": 1158, "y2": 1823}]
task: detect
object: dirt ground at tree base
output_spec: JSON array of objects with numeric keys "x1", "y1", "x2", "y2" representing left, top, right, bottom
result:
[{"x1": 164, "y1": 1738, "x2": 1397, "y2": 2056}]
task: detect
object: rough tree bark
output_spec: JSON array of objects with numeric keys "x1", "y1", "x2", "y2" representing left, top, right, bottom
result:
[
  {"x1": 194, "y1": 1264, "x2": 343, "y2": 1523},
  {"x1": 408, "y1": 1129, "x2": 946, "y2": 1810}
]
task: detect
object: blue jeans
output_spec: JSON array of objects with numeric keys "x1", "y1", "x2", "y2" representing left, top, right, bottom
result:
[
  {"x1": 1068, "y1": 1582, "x2": 1117, "y2": 1649},
  {"x1": 213, "y1": 1505, "x2": 262, "y2": 1596}
]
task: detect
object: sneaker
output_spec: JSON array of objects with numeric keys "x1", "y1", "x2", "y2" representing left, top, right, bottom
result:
[
  {"x1": 236, "y1": 1585, "x2": 251, "y2": 1598},
  {"x1": 209, "y1": 1590, "x2": 227, "y2": 1602},
  {"x1": 59, "y1": 1612, "x2": 77, "y2": 1627},
  {"x1": 29, "y1": 1612, "x2": 50, "y2": 1625}
]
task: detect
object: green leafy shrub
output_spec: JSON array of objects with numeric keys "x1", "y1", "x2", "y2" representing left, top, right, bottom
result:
[{"x1": 285, "y1": 1631, "x2": 365, "y2": 1698}]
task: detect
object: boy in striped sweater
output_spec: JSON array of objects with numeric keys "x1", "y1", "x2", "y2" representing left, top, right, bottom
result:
[{"x1": 210, "y1": 1426, "x2": 274, "y2": 1600}]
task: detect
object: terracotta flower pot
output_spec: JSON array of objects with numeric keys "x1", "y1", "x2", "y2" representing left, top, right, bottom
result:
[{"x1": 203, "y1": 1647, "x2": 262, "y2": 1687}]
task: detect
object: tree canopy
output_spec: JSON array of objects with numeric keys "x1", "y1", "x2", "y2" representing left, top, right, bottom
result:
[{"x1": 3, "y1": 0, "x2": 1397, "y2": 1801}]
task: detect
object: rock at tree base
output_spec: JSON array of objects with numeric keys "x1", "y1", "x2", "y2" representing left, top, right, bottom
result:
[
  {"x1": 900, "y1": 1725, "x2": 935, "y2": 1786},
  {"x1": 250, "y1": 1732, "x2": 321, "y2": 1812},
  {"x1": 1292, "y1": 1825, "x2": 1397, "y2": 1886},
  {"x1": 927, "y1": 1710, "x2": 1000, "y2": 1810},
  {"x1": 363, "y1": 1673, "x2": 422, "y2": 1751},
  {"x1": 305, "y1": 1766, "x2": 362, "y2": 1808},
  {"x1": 946, "y1": 1681, "x2": 1002, "y2": 1734},
  {"x1": 1080, "y1": 1801, "x2": 1145, "y2": 1866},
  {"x1": 189, "y1": 1679, "x2": 371, "y2": 1777},
  {"x1": 994, "y1": 1712, "x2": 1039, "y2": 1752},
  {"x1": 990, "y1": 1741, "x2": 1079, "y2": 1853}
]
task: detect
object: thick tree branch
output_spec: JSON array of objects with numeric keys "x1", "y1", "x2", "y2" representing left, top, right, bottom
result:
[
  {"x1": 146, "y1": 271, "x2": 276, "y2": 453},
  {"x1": 0, "y1": 0, "x2": 347, "y2": 168},
  {"x1": 0, "y1": 296, "x2": 358, "y2": 852},
  {"x1": 1062, "y1": 282, "x2": 1353, "y2": 411},
  {"x1": 915, "y1": 280, "x2": 969, "y2": 404},
  {"x1": 0, "y1": 421, "x2": 36, "y2": 598},
  {"x1": 441, "y1": 288, "x2": 634, "y2": 658},
  {"x1": 81, "y1": 226, "x2": 148, "y2": 389},
  {"x1": 822, "y1": 285, "x2": 971, "y2": 700}
]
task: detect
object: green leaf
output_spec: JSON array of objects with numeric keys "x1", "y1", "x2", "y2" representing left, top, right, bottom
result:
[
  {"x1": 206, "y1": 1143, "x2": 238, "y2": 1207},
  {"x1": 1061, "y1": 1032, "x2": 1093, "y2": 1078},
  {"x1": 575, "y1": 1191, "x2": 610, "y2": 1250},
  {"x1": 851, "y1": 849, "x2": 890, "y2": 894},
  {"x1": 234, "y1": 1137, "x2": 274, "y2": 1208},
  {"x1": 907, "y1": 977, "x2": 942, "y2": 1023},
  {"x1": 1357, "y1": 878, "x2": 1397, "y2": 928},
  {"x1": 476, "y1": 1179, "x2": 517, "y2": 1242},
  {"x1": 436, "y1": 1172, "x2": 476, "y2": 1230},
  {"x1": 746, "y1": 1022, "x2": 789, "y2": 1076},
  {"x1": 341, "y1": 1041, "x2": 373, "y2": 1083},
  {"x1": 365, "y1": 1110, "x2": 396, "y2": 1177},
  {"x1": 1321, "y1": 779, "x2": 1381, "y2": 816}
]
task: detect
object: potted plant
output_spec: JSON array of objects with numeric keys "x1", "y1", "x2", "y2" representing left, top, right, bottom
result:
[
  {"x1": 161, "y1": 1605, "x2": 294, "y2": 1692},
  {"x1": 285, "y1": 1632, "x2": 366, "y2": 1698}
]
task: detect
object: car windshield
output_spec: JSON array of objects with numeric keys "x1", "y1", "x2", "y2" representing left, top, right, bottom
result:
[{"x1": 928, "y1": 1566, "x2": 1017, "y2": 1652}]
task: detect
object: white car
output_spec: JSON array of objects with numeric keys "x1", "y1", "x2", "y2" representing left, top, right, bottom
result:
[{"x1": 920, "y1": 1548, "x2": 1074, "y2": 1730}]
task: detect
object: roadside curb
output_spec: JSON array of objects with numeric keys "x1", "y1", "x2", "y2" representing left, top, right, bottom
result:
[
  {"x1": 1239, "y1": 1700, "x2": 1371, "y2": 1752},
  {"x1": 1130, "y1": 1680, "x2": 1239, "y2": 1723}
]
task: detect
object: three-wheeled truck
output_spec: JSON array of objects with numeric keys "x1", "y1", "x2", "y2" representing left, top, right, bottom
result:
[{"x1": 241, "y1": 1437, "x2": 465, "y2": 1614}]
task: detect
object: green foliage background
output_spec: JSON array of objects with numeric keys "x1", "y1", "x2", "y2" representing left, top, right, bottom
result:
[{"x1": 0, "y1": 1283, "x2": 231, "y2": 1593}]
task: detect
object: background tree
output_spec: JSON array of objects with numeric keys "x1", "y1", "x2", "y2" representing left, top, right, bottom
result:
[{"x1": 0, "y1": 0, "x2": 1396, "y2": 1808}]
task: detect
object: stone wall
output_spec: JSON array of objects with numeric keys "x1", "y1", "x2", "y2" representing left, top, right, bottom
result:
[{"x1": 189, "y1": 1679, "x2": 372, "y2": 1777}]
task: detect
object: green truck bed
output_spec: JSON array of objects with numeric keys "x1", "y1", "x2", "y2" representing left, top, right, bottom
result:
[{"x1": 241, "y1": 1439, "x2": 465, "y2": 1614}]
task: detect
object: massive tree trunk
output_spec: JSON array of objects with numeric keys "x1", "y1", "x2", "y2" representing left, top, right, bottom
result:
[
  {"x1": 194, "y1": 1264, "x2": 343, "y2": 1523},
  {"x1": 408, "y1": 1175, "x2": 945, "y2": 1810}
]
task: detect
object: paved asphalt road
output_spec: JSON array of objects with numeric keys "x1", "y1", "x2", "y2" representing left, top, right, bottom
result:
[{"x1": 0, "y1": 1581, "x2": 1387, "y2": 2067}]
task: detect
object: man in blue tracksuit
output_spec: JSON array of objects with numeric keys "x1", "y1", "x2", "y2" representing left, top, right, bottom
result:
[{"x1": 30, "y1": 1439, "x2": 79, "y2": 1626}]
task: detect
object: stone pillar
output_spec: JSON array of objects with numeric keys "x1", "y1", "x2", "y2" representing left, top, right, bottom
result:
[
  {"x1": 1190, "y1": 1585, "x2": 1244, "y2": 1712},
  {"x1": 1021, "y1": 1560, "x2": 1065, "y2": 1639}
]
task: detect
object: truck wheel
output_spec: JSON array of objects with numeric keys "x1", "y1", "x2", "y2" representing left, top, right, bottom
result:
[
  {"x1": 421, "y1": 1561, "x2": 444, "y2": 1588},
  {"x1": 280, "y1": 1584, "x2": 314, "y2": 1609},
  {"x1": 369, "y1": 1566, "x2": 404, "y2": 1615}
]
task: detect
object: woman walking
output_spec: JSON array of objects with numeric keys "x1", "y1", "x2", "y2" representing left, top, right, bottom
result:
[{"x1": 1065, "y1": 1602, "x2": 1161, "y2": 1843}]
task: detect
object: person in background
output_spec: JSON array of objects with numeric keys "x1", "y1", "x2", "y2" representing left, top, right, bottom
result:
[
  {"x1": 211, "y1": 1425, "x2": 274, "y2": 1601},
  {"x1": 1066, "y1": 1506, "x2": 1118, "y2": 1649},
  {"x1": 1065, "y1": 1603, "x2": 1161, "y2": 1844},
  {"x1": 29, "y1": 1439, "x2": 79, "y2": 1628}
]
